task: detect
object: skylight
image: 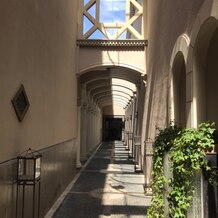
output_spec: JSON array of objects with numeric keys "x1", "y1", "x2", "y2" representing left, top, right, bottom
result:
[
  {"x1": 100, "y1": 0, "x2": 126, "y2": 23},
  {"x1": 81, "y1": 0, "x2": 143, "y2": 40}
]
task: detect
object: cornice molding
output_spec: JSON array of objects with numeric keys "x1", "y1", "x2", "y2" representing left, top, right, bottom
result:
[{"x1": 77, "y1": 39, "x2": 148, "y2": 47}]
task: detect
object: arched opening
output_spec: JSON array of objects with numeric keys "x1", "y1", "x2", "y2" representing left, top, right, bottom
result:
[
  {"x1": 193, "y1": 17, "x2": 218, "y2": 218},
  {"x1": 205, "y1": 28, "x2": 218, "y2": 126},
  {"x1": 171, "y1": 52, "x2": 186, "y2": 127},
  {"x1": 77, "y1": 66, "x2": 144, "y2": 160},
  {"x1": 193, "y1": 18, "x2": 218, "y2": 126}
]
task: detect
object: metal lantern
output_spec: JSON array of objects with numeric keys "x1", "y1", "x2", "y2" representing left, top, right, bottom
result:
[
  {"x1": 16, "y1": 148, "x2": 41, "y2": 218},
  {"x1": 17, "y1": 148, "x2": 41, "y2": 184}
]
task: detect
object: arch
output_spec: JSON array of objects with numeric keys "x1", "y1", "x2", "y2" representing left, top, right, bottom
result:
[
  {"x1": 171, "y1": 52, "x2": 186, "y2": 127},
  {"x1": 169, "y1": 34, "x2": 190, "y2": 127},
  {"x1": 98, "y1": 98, "x2": 128, "y2": 108},
  {"x1": 97, "y1": 95, "x2": 129, "y2": 105},
  {"x1": 78, "y1": 66, "x2": 138, "y2": 110},
  {"x1": 78, "y1": 63, "x2": 145, "y2": 76},
  {"x1": 191, "y1": 15, "x2": 218, "y2": 218},
  {"x1": 78, "y1": 66, "x2": 142, "y2": 85},
  {"x1": 93, "y1": 91, "x2": 131, "y2": 101},
  {"x1": 89, "y1": 85, "x2": 134, "y2": 98},
  {"x1": 193, "y1": 17, "x2": 218, "y2": 127}
]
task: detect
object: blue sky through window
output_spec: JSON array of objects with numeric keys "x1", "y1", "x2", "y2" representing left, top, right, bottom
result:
[
  {"x1": 83, "y1": 0, "x2": 127, "y2": 39},
  {"x1": 83, "y1": 0, "x2": 90, "y2": 6},
  {"x1": 83, "y1": 16, "x2": 94, "y2": 34},
  {"x1": 100, "y1": 0, "x2": 126, "y2": 23},
  {"x1": 88, "y1": 4, "x2": 96, "y2": 19},
  {"x1": 88, "y1": 29, "x2": 107, "y2": 39}
]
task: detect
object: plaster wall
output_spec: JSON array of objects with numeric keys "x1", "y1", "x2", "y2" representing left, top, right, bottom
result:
[
  {"x1": 103, "y1": 105, "x2": 125, "y2": 116},
  {"x1": 0, "y1": 0, "x2": 78, "y2": 162},
  {"x1": 144, "y1": 0, "x2": 205, "y2": 138},
  {"x1": 78, "y1": 47, "x2": 145, "y2": 74},
  {"x1": 143, "y1": 0, "x2": 218, "y2": 216},
  {"x1": 0, "y1": 139, "x2": 77, "y2": 218}
]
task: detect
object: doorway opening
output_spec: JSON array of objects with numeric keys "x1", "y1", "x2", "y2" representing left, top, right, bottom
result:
[{"x1": 103, "y1": 116, "x2": 123, "y2": 141}]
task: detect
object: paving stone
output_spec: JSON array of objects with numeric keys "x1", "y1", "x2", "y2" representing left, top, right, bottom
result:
[{"x1": 53, "y1": 141, "x2": 151, "y2": 218}]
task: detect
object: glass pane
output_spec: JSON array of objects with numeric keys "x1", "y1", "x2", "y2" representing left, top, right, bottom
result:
[
  {"x1": 83, "y1": 0, "x2": 90, "y2": 6},
  {"x1": 100, "y1": 0, "x2": 126, "y2": 23},
  {"x1": 18, "y1": 159, "x2": 24, "y2": 178},
  {"x1": 136, "y1": 0, "x2": 142, "y2": 6},
  {"x1": 131, "y1": 15, "x2": 142, "y2": 34},
  {"x1": 83, "y1": 15, "x2": 94, "y2": 34},
  {"x1": 88, "y1": 29, "x2": 106, "y2": 39},
  {"x1": 118, "y1": 30, "x2": 127, "y2": 39},
  {"x1": 105, "y1": 28, "x2": 119, "y2": 37},
  {"x1": 130, "y1": 2, "x2": 139, "y2": 18},
  {"x1": 35, "y1": 158, "x2": 41, "y2": 178},
  {"x1": 87, "y1": 3, "x2": 96, "y2": 19},
  {"x1": 126, "y1": 29, "x2": 137, "y2": 39}
]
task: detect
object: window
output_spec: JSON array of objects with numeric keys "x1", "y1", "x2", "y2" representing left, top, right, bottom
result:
[{"x1": 81, "y1": 0, "x2": 143, "y2": 40}]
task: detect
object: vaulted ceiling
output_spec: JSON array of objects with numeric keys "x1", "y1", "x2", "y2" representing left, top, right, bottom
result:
[{"x1": 78, "y1": 66, "x2": 141, "y2": 109}]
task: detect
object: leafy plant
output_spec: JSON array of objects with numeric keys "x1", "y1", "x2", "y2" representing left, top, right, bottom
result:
[
  {"x1": 147, "y1": 121, "x2": 217, "y2": 218},
  {"x1": 147, "y1": 122, "x2": 181, "y2": 218},
  {"x1": 168, "y1": 121, "x2": 215, "y2": 218}
]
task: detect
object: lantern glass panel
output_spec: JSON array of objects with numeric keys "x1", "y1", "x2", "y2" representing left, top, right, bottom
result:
[
  {"x1": 18, "y1": 159, "x2": 24, "y2": 179},
  {"x1": 35, "y1": 158, "x2": 41, "y2": 179},
  {"x1": 26, "y1": 159, "x2": 35, "y2": 180},
  {"x1": 18, "y1": 158, "x2": 35, "y2": 180}
]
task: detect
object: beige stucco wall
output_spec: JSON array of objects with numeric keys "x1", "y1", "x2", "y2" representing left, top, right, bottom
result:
[
  {"x1": 103, "y1": 105, "x2": 125, "y2": 116},
  {"x1": 143, "y1": 0, "x2": 218, "y2": 138},
  {"x1": 78, "y1": 47, "x2": 145, "y2": 74},
  {"x1": 0, "y1": 0, "x2": 78, "y2": 162},
  {"x1": 143, "y1": 0, "x2": 205, "y2": 139},
  {"x1": 143, "y1": 0, "x2": 218, "y2": 216}
]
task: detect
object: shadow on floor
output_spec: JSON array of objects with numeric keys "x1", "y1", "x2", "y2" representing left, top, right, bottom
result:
[{"x1": 53, "y1": 141, "x2": 151, "y2": 218}]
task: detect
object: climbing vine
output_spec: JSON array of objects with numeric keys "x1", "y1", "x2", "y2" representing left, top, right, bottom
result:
[
  {"x1": 147, "y1": 122, "x2": 181, "y2": 218},
  {"x1": 168, "y1": 122, "x2": 215, "y2": 218},
  {"x1": 147, "y1": 121, "x2": 216, "y2": 218}
]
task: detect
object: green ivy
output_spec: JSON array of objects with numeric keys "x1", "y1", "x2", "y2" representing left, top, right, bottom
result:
[
  {"x1": 147, "y1": 122, "x2": 181, "y2": 218},
  {"x1": 168, "y1": 122, "x2": 215, "y2": 218},
  {"x1": 147, "y1": 121, "x2": 217, "y2": 218}
]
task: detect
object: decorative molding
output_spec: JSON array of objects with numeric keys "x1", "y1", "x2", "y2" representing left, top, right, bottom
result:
[{"x1": 77, "y1": 39, "x2": 148, "y2": 47}]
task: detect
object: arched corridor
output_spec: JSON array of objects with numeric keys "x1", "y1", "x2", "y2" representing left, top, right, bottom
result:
[
  {"x1": 77, "y1": 64, "x2": 146, "y2": 165},
  {"x1": 0, "y1": 1, "x2": 218, "y2": 218}
]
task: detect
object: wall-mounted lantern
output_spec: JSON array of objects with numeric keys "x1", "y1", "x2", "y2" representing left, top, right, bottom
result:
[{"x1": 16, "y1": 148, "x2": 42, "y2": 218}]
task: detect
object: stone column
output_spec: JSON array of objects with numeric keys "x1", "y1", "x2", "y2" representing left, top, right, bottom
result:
[
  {"x1": 80, "y1": 104, "x2": 88, "y2": 161},
  {"x1": 76, "y1": 105, "x2": 82, "y2": 168},
  {"x1": 86, "y1": 105, "x2": 93, "y2": 155},
  {"x1": 90, "y1": 109, "x2": 95, "y2": 151}
]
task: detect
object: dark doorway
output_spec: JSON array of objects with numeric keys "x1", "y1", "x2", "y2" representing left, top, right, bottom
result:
[{"x1": 104, "y1": 117, "x2": 123, "y2": 141}]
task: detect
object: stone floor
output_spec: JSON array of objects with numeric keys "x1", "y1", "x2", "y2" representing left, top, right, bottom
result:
[{"x1": 51, "y1": 141, "x2": 151, "y2": 218}]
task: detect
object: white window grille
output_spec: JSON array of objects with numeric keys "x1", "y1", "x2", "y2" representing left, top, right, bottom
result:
[{"x1": 80, "y1": 0, "x2": 144, "y2": 40}]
